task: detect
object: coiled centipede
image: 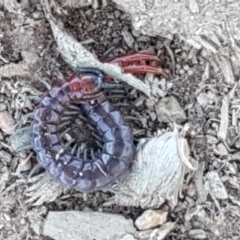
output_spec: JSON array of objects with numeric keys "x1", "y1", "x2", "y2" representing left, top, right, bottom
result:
[{"x1": 31, "y1": 68, "x2": 134, "y2": 192}]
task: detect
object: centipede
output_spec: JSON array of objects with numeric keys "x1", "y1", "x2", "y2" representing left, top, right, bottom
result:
[
  {"x1": 26, "y1": 51, "x2": 165, "y2": 192},
  {"x1": 30, "y1": 68, "x2": 135, "y2": 192}
]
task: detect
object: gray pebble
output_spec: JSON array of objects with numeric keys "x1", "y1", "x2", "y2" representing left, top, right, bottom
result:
[
  {"x1": 188, "y1": 229, "x2": 207, "y2": 239},
  {"x1": 0, "y1": 150, "x2": 12, "y2": 163},
  {"x1": 179, "y1": 69, "x2": 185, "y2": 75},
  {"x1": 188, "y1": 69, "x2": 194, "y2": 76},
  {"x1": 0, "y1": 103, "x2": 6, "y2": 111},
  {"x1": 32, "y1": 11, "x2": 44, "y2": 19},
  {"x1": 183, "y1": 65, "x2": 190, "y2": 71},
  {"x1": 114, "y1": 10, "x2": 121, "y2": 19}
]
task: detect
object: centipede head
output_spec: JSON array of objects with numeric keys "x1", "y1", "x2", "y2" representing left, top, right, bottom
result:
[{"x1": 66, "y1": 70, "x2": 103, "y2": 100}]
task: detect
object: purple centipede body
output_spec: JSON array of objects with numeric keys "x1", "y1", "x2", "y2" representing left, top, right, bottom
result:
[{"x1": 31, "y1": 70, "x2": 134, "y2": 192}]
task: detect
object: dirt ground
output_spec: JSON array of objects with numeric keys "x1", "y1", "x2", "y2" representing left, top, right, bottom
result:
[{"x1": 1, "y1": 1, "x2": 240, "y2": 240}]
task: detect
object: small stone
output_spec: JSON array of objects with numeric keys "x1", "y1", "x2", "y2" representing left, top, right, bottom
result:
[
  {"x1": 188, "y1": 229, "x2": 207, "y2": 239},
  {"x1": 137, "y1": 36, "x2": 151, "y2": 42},
  {"x1": 0, "y1": 103, "x2": 6, "y2": 111},
  {"x1": 0, "y1": 150, "x2": 12, "y2": 163},
  {"x1": 215, "y1": 143, "x2": 228, "y2": 156},
  {"x1": 92, "y1": 0, "x2": 99, "y2": 9},
  {"x1": 3, "y1": 213, "x2": 11, "y2": 222},
  {"x1": 132, "y1": 29, "x2": 141, "y2": 37},
  {"x1": 137, "y1": 222, "x2": 175, "y2": 240},
  {"x1": 120, "y1": 234, "x2": 137, "y2": 240},
  {"x1": 122, "y1": 30, "x2": 134, "y2": 48},
  {"x1": 188, "y1": 69, "x2": 194, "y2": 76},
  {"x1": 16, "y1": 157, "x2": 32, "y2": 173},
  {"x1": 0, "y1": 111, "x2": 15, "y2": 135},
  {"x1": 207, "y1": 171, "x2": 228, "y2": 199},
  {"x1": 175, "y1": 49, "x2": 181, "y2": 54},
  {"x1": 134, "y1": 96, "x2": 146, "y2": 107},
  {"x1": 175, "y1": 64, "x2": 181, "y2": 70},
  {"x1": 179, "y1": 69, "x2": 185, "y2": 75},
  {"x1": 21, "y1": 50, "x2": 39, "y2": 65},
  {"x1": 32, "y1": 11, "x2": 44, "y2": 19},
  {"x1": 186, "y1": 183, "x2": 196, "y2": 197},
  {"x1": 183, "y1": 65, "x2": 190, "y2": 71},
  {"x1": 155, "y1": 96, "x2": 186, "y2": 124},
  {"x1": 108, "y1": 20, "x2": 113, "y2": 27},
  {"x1": 86, "y1": 22, "x2": 96, "y2": 32},
  {"x1": 149, "y1": 112, "x2": 156, "y2": 121},
  {"x1": 20, "y1": 218, "x2": 26, "y2": 225},
  {"x1": 145, "y1": 98, "x2": 156, "y2": 111},
  {"x1": 135, "y1": 210, "x2": 168, "y2": 230},
  {"x1": 197, "y1": 93, "x2": 208, "y2": 107},
  {"x1": 114, "y1": 10, "x2": 121, "y2": 19}
]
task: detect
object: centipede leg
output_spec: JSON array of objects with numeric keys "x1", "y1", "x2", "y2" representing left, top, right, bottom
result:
[
  {"x1": 111, "y1": 102, "x2": 134, "y2": 108},
  {"x1": 14, "y1": 113, "x2": 34, "y2": 129},
  {"x1": 101, "y1": 82, "x2": 131, "y2": 89},
  {"x1": 68, "y1": 104, "x2": 82, "y2": 111},
  {"x1": 26, "y1": 96, "x2": 41, "y2": 101},
  {"x1": 10, "y1": 126, "x2": 32, "y2": 139},
  {"x1": 15, "y1": 145, "x2": 33, "y2": 152},
  {"x1": 83, "y1": 193, "x2": 88, "y2": 201},
  {"x1": 74, "y1": 67, "x2": 104, "y2": 78},
  {"x1": 71, "y1": 143, "x2": 78, "y2": 156},
  {"x1": 90, "y1": 148, "x2": 95, "y2": 159},
  {"x1": 39, "y1": 79, "x2": 52, "y2": 91},
  {"x1": 60, "y1": 127, "x2": 72, "y2": 138},
  {"x1": 28, "y1": 163, "x2": 42, "y2": 178},
  {"x1": 76, "y1": 147, "x2": 81, "y2": 158},
  {"x1": 58, "y1": 121, "x2": 71, "y2": 130},
  {"x1": 62, "y1": 110, "x2": 80, "y2": 116},
  {"x1": 64, "y1": 138, "x2": 75, "y2": 149}
]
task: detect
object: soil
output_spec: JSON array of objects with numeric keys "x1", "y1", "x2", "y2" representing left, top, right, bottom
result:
[{"x1": 1, "y1": 1, "x2": 240, "y2": 240}]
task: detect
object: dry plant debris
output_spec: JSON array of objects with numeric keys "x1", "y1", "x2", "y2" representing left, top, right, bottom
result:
[
  {"x1": 109, "y1": 130, "x2": 198, "y2": 209},
  {"x1": 0, "y1": 0, "x2": 240, "y2": 239}
]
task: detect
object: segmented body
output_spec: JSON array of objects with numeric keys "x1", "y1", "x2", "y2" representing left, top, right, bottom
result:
[{"x1": 31, "y1": 70, "x2": 134, "y2": 192}]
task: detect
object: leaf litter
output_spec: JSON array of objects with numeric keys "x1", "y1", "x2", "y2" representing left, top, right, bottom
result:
[{"x1": 0, "y1": 0, "x2": 240, "y2": 239}]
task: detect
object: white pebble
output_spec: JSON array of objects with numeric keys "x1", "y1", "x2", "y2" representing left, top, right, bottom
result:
[{"x1": 135, "y1": 210, "x2": 168, "y2": 230}]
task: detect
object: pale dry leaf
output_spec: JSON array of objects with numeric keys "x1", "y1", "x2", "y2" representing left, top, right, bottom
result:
[{"x1": 111, "y1": 131, "x2": 198, "y2": 209}]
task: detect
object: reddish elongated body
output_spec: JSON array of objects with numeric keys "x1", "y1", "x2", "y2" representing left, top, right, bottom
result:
[{"x1": 31, "y1": 71, "x2": 134, "y2": 192}]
